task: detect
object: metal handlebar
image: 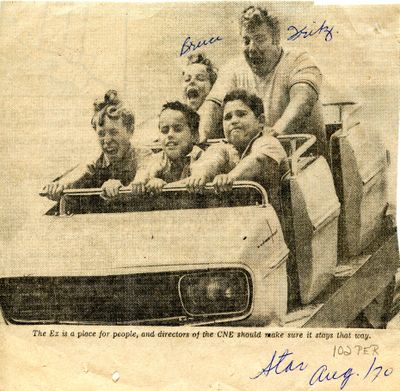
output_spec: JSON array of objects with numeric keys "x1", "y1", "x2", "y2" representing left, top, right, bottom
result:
[{"x1": 41, "y1": 180, "x2": 269, "y2": 215}]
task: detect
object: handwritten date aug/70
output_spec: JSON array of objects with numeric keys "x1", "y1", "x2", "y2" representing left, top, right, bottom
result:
[{"x1": 251, "y1": 349, "x2": 393, "y2": 390}]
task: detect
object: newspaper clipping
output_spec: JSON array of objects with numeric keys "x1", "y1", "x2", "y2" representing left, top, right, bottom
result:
[{"x1": 0, "y1": 1, "x2": 399, "y2": 390}]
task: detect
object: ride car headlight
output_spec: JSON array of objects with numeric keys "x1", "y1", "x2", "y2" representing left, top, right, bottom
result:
[{"x1": 178, "y1": 270, "x2": 252, "y2": 317}]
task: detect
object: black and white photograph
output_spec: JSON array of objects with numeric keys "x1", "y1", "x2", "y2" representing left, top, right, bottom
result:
[{"x1": 0, "y1": 1, "x2": 399, "y2": 389}]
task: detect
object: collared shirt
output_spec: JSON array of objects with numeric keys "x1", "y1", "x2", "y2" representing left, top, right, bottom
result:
[
  {"x1": 58, "y1": 146, "x2": 152, "y2": 188},
  {"x1": 143, "y1": 145, "x2": 204, "y2": 183},
  {"x1": 191, "y1": 133, "x2": 288, "y2": 212}
]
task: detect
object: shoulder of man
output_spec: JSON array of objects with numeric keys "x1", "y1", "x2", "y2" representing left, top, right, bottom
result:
[
  {"x1": 280, "y1": 48, "x2": 320, "y2": 69},
  {"x1": 280, "y1": 48, "x2": 322, "y2": 95}
]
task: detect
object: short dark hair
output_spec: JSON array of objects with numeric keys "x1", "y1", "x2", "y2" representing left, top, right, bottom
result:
[
  {"x1": 184, "y1": 52, "x2": 218, "y2": 86},
  {"x1": 91, "y1": 90, "x2": 135, "y2": 133},
  {"x1": 159, "y1": 101, "x2": 200, "y2": 137},
  {"x1": 222, "y1": 89, "x2": 264, "y2": 118},
  {"x1": 240, "y1": 6, "x2": 280, "y2": 45}
]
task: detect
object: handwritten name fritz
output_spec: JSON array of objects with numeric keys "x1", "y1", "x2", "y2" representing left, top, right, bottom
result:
[{"x1": 287, "y1": 20, "x2": 336, "y2": 42}]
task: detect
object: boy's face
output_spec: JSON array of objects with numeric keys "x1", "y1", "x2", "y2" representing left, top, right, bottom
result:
[
  {"x1": 96, "y1": 116, "x2": 132, "y2": 163},
  {"x1": 223, "y1": 99, "x2": 264, "y2": 151},
  {"x1": 159, "y1": 109, "x2": 195, "y2": 161},
  {"x1": 182, "y1": 63, "x2": 212, "y2": 111}
]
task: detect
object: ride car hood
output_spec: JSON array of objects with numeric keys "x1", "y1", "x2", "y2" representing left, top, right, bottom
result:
[{"x1": 1, "y1": 205, "x2": 288, "y2": 278}]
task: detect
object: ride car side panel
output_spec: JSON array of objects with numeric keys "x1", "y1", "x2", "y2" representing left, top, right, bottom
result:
[
  {"x1": 331, "y1": 120, "x2": 388, "y2": 259},
  {"x1": 290, "y1": 157, "x2": 340, "y2": 304}
]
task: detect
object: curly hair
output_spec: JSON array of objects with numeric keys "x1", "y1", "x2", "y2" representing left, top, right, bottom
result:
[
  {"x1": 160, "y1": 101, "x2": 200, "y2": 138},
  {"x1": 222, "y1": 89, "x2": 264, "y2": 119},
  {"x1": 240, "y1": 6, "x2": 280, "y2": 45},
  {"x1": 184, "y1": 52, "x2": 218, "y2": 86},
  {"x1": 91, "y1": 90, "x2": 135, "y2": 133}
]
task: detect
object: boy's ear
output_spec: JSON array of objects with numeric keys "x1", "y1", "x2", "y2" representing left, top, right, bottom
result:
[
  {"x1": 258, "y1": 113, "x2": 265, "y2": 129},
  {"x1": 192, "y1": 130, "x2": 200, "y2": 144},
  {"x1": 192, "y1": 134, "x2": 200, "y2": 145}
]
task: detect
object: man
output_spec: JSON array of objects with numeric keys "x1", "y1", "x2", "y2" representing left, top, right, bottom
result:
[
  {"x1": 199, "y1": 6, "x2": 326, "y2": 156},
  {"x1": 43, "y1": 90, "x2": 150, "y2": 200}
]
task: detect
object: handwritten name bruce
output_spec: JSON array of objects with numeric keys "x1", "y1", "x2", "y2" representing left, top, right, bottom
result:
[
  {"x1": 251, "y1": 349, "x2": 393, "y2": 390},
  {"x1": 180, "y1": 35, "x2": 223, "y2": 56},
  {"x1": 287, "y1": 20, "x2": 336, "y2": 42}
]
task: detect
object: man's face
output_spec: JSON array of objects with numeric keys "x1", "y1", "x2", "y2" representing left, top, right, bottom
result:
[
  {"x1": 96, "y1": 116, "x2": 132, "y2": 163},
  {"x1": 182, "y1": 63, "x2": 212, "y2": 111},
  {"x1": 241, "y1": 24, "x2": 281, "y2": 76},
  {"x1": 223, "y1": 100, "x2": 263, "y2": 152},
  {"x1": 159, "y1": 109, "x2": 195, "y2": 161}
]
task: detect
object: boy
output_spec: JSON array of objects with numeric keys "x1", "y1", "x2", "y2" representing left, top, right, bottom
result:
[
  {"x1": 132, "y1": 101, "x2": 203, "y2": 194},
  {"x1": 132, "y1": 52, "x2": 219, "y2": 147},
  {"x1": 183, "y1": 52, "x2": 218, "y2": 112},
  {"x1": 42, "y1": 90, "x2": 150, "y2": 200},
  {"x1": 187, "y1": 89, "x2": 288, "y2": 212}
]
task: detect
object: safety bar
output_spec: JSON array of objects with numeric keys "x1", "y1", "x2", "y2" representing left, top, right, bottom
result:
[
  {"x1": 206, "y1": 138, "x2": 225, "y2": 144},
  {"x1": 148, "y1": 139, "x2": 224, "y2": 151},
  {"x1": 276, "y1": 134, "x2": 316, "y2": 176},
  {"x1": 41, "y1": 180, "x2": 269, "y2": 215}
]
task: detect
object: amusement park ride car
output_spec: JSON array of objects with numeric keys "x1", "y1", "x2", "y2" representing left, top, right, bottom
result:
[{"x1": 0, "y1": 103, "x2": 398, "y2": 327}]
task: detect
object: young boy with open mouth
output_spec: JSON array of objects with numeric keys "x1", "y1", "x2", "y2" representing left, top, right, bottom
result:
[{"x1": 42, "y1": 90, "x2": 151, "y2": 200}]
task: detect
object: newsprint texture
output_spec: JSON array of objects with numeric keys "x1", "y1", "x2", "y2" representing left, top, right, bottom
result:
[{"x1": 0, "y1": 1, "x2": 399, "y2": 390}]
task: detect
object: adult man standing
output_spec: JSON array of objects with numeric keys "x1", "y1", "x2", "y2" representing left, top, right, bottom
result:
[{"x1": 199, "y1": 6, "x2": 326, "y2": 156}]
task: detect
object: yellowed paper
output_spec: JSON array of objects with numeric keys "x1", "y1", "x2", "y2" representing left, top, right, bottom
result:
[{"x1": 0, "y1": 2, "x2": 399, "y2": 390}]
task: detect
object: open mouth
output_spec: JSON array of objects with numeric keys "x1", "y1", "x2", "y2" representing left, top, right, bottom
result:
[
  {"x1": 165, "y1": 141, "x2": 178, "y2": 148},
  {"x1": 186, "y1": 88, "x2": 200, "y2": 100},
  {"x1": 104, "y1": 145, "x2": 119, "y2": 155},
  {"x1": 247, "y1": 53, "x2": 264, "y2": 67},
  {"x1": 250, "y1": 57, "x2": 263, "y2": 66}
]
